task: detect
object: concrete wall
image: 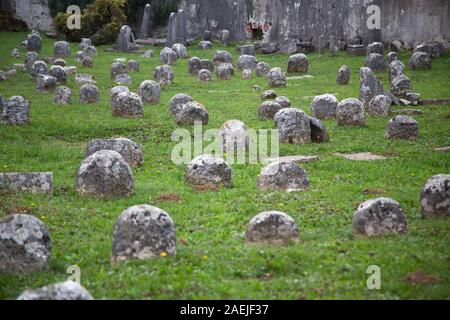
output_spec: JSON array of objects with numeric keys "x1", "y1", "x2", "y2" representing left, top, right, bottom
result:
[{"x1": 180, "y1": 0, "x2": 450, "y2": 45}]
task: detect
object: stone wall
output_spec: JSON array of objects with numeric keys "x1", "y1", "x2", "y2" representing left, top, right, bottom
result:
[
  {"x1": 179, "y1": 0, "x2": 450, "y2": 46},
  {"x1": 0, "y1": 0, "x2": 54, "y2": 32}
]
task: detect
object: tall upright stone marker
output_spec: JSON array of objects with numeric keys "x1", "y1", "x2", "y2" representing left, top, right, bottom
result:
[
  {"x1": 139, "y1": 3, "x2": 152, "y2": 39},
  {"x1": 167, "y1": 10, "x2": 187, "y2": 46}
]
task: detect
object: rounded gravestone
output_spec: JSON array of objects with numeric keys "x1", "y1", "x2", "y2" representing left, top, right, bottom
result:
[
  {"x1": 110, "y1": 61, "x2": 127, "y2": 79},
  {"x1": 256, "y1": 62, "x2": 270, "y2": 77},
  {"x1": 53, "y1": 41, "x2": 71, "y2": 58},
  {"x1": 336, "y1": 98, "x2": 366, "y2": 127},
  {"x1": 172, "y1": 43, "x2": 188, "y2": 59},
  {"x1": 31, "y1": 60, "x2": 48, "y2": 77},
  {"x1": 185, "y1": 155, "x2": 232, "y2": 190},
  {"x1": 220, "y1": 119, "x2": 249, "y2": 153},
  {"x1": 111, "y1": 91, "x2": 143, "y2": 118},
  {"x1": 79, "y1": 84, "x2": 99, "y2": 104},
  {"x1": 110, "y1": 86, "x2": 129, "y2": 104},
  {"x1": 81, "y1": 56, "x2": 93, "y2": 68},
  {"x1": 112, "y1": 205, "x2": 176, "y2": 262},
  {"x1": 241, "y1": 69, "x2": 252, "y2": 80},
  {"x1": 54, "y1": 86, "x2": 71, "y2": 105},
  {"x1": 420, "y1": 174, "x2": 450, "y2": 218},
  {"x1": 24, "y1": 52, "x2": 39, "y2": 71},
  {"x1": 387, "y1": 52, "x2": 399, "y2": 64},
  {"x1": 160, "y1": 47, "x2": 177, "y2": 65},
  {"x1": 188, "y1": 57, "x2": 202, "y2": 75},
  {"x1": 389, "y1": 60, "x2": 405, "y2": 83},
  {"x1": 239, "y1": 44, "x2": 255, "y2": 56},
  {"x1": 138, "y1": 80, "x2": 161, "y2": 104},
  {"x1": 364, "y1": 53, "x2": 386, "y2": 72},
  {"x1": 261, "y1": 90, "x2": 277, "y2": 100},
  {"x1": 258, "y1": 101, "x2": 283, "y2": 120},
  {"x1": 353, "y1": 198, "x2": 407, "y2": 237},
  {"x1": 176, "y1": 101, "x2": 209, "y2": 125},
  {"x1": 85, "y1": 137, "x2": 143, "y2": 168},
  {"x1": 213, "y1": 51, "x2": 233, "y2": 65},
  {"x1": 237, "y1": 55, "x2": 258, "y2": 71},
  {"x1": 275, "y1": 96, "x2": 291, "y2": 109},
  {"x1": 391, "y1": 74, "x2": 412, "y2": 99},
  {"x1": 385, "y1": 115, "x2": 419, "y2": 139},
  {"x1": 27, "y1": 33, "x2": 41, "y2": 52},
  {"x1": 245, "y1": 211, "x2": 299, "y2": 245},
  {"x1": 198, "y1": 41, "x2": 212, "y2": 50},
  {"x1": 337, "y1": 65, "x2": 351, "y2": 85},
  {"x1": 216, "y1": 63, "x2": 234, "y2": 80},
  {"x1": 200, "y1": 59, "x2": 214, "y2": 72},
  {"x1": 257, "y1": 161, "x2": 309, "y2": 191},
  {"x1": 409, "y1": 52, "x2": 432, "y2": 70},
  {"x1": 36, "y1": 75, "x2": 57, "y2": 93},
  {"x1": 76, "y1": 150, "x2": 134, "y2": 198},
  {"x1": 287, "y1": 53, "x2": 308, "y2": 73},
  {"x1": 0, "y1": 214, "x2": 51, "y2": 273},
  {"x1": 127, "y1": 60, "x2": 140, "y2": 73},
  {"x1": 49, "y1": 65, "x2": 67, "y2": 84},
  {"x1": 153, "y1": 65, "x2": 174, "y2": 86},
  {"x1": 367, "y1": 42, "x2": 384, "y2": 55},
  {"x1": 310, "y1": 116, "x2": 330, "y2": 143},
  {"x1": 198, "y1": 69, "x2": 212, "y2": 82},
  {"x1": 2, "y1": 96, "x2": 30, "y2": 125},
  {"x1": 274, "y1": 108, "x2": 311, "y2": 144},
  {"x1": 169, "y1": 93, "x2": 194, "y2": 117},
  {"x1": 368, "y1": 95, "x2": 391, "y2": 116},
  {"x1": 311, "y1": 94, "x2": 339, "y2": 119},
  {"x1": 17, "y1": 281, "x2": 93, "y2": 300},
  {"x1": 268, "y1": 67, "x2": 286, "y2": 88}
]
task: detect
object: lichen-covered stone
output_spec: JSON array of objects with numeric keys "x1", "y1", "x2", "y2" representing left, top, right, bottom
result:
[
  {"x1": 0, "y1": 172, "x2": 53, "y2": 194},
  {"x1": 389, "y1": 59, "x2": 405, "y2": 83},
  {"x1": 258, "y1": 101, "x2": 283, "y2": 120},
  {"x1": 138, "y1": 80, "x2": 160, "y2": 104},
  {"x1": 172, "y1": 43, "x2": 188, "y2": 59},
  {"x1": 0, "y1": 214, "x2": 51, "y2": 273},
  {"x1": 2, "y1": 96, "x2": 30, "y2": 125},
  {"x1": 368, "y1": 95, "x2": 391, "y2": 116},
  {"x1": 79, "y1": 84, "x2": 99, "y2": 104},
  {"x1": 112, "y1": 205, "x2": 176, "y2": 262},
  {"x1": 275, "y1": 96, "x2": 291, "y2": 109},
  {"x1": 54, "y1": 86, "x2": 71, "y2": 105},
  {"x1": 76, "y1": 150, "x2": 134, "y2": 198},
  {"x1": 274, "y1": 108, "x2": 311, "y2": 144},
  {"x1": 111, "y1": 91, "x2": 144, "y2": 118},
  {"x1": 24, "y1": 51, "x2": 39, "y2": 71},
  {"x1": 220, "y1": 119, "x2": 249, "y2": 153},
  {"x1": 353, "y1": 198, "x2": 407, "y2": 237},
  {"x1": 115, "y1": 74, "x2": 132, "y2": 85},
  {"x1": 169, "y1": 93, "x2": 194, "y2": 117},
  {"x1": 409, "y1": 52, "x2": 432, "y2": 70},
  {"x1": 85, "y1": 137, "x2": 143, "y2": 168},
  {"x1": 364, "y1": 53, "x2": 386, "y2": 72},
  {"x1": 245, "y1": 211, "x2": 299, "y2": 245},
  {"x1": 176, "y1": 101, "x2": 209, "y2": 125},
  {"x1": 110, "y1": 86, "x2": 129, "y2": 105},
  {"x1": 385, "y1": 115, "x2": 419, "y2": 139},
  {"x1": 261, "y1": 90, "x2": 277, "y2": 100},
  {"x1": 267, "y1": 67, "x2": 286, "y2": 88},
  {"x1": 53, "y1": 41, "x2": 71, "y2": 58},
  {"x1": 337, "y1": 65, "x2": 351, "y2": 85},
  {"x1": 311, "y1": 94, "x2": 338, "y2": 119},
  {"x1": 256, "y1": 62, "x2": 270, "y2": 77},
  {"x1": 359, "y1": 67, "x2": 384, "y2": 106},
  {"x1": 287, "y1": 53, "x2": 308, "y2": 73},
  {"x1": 241, "y1": 69, "x2": 252, "y2": 80},
  {"x1": 185, "y1": 155, "x2": 232, "y2": 190},
  {"x1": 36, "y1": 75, "x2": 57, "y2": 93},
  {"x1": 257, "y1": 161, "x2": 309, "y2": 191},
  {"x1": 17, "y1": 281, "x2": 93, "y2": 300},
  {"x1": 153, "y1": 64, "x2": 175, "y2": 86},
  {"x1": 390, "y1": 74, "x2": 412, "y2": 98},
  {"x1": 216, "y1": 63, "x2": 234, "y2": 80},
  {"x1": 198, "y1": 41, "x2": 212, "y2": 49},
  {"x1": 31, "y1": 60, "x2": 48, "y2": 77},
  {"x1": 127, "y1": 60, "x2": 140, "y2": 73},
  {"x1": 188, "y1": 57, "x2": 202, "y2": 75},
  {"x1": 49, "y1": 65, "x2": 67, "y2": 84},
  {"x1": 336, "y1": 98, "x2": 366, "y2": 127},
  {"x1": 198, "y1": 69, "x2": 212, "y2": 82},
  {"x1": 110, "y1": 61, "x2": 127, "y2": 79},
  {"x1": 160, "y1": 47, "x2": 177, "y2": 65},
  {"x1": 387, "y1": 52, "x2": 399, "y2": 64},
  {"x1": 237, "y1": 55, "x2": 258, "y2": 71},
  {"x1": 420, "y1": 174, "x2": 450, "y2": 218},
  {"x1": 27, "y1": 33, "x2": 41, "y2": 52},
  {"x1": 367, "y1": 42, "x2": 384, "y2": 55},
  {"x1": 81, "y1": 56, "x2": 93, "y2": 68},
  {"x1": 239, "y1": 44, "x2": 255, "y2": 56},
  {"x1": 213, "y1": 51, "x2": 233, "y2": 65}
]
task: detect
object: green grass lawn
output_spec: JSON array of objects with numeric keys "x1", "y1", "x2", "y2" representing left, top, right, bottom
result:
[{"x1": 0, "y1": 31, "x2": 449, "y2": 299}]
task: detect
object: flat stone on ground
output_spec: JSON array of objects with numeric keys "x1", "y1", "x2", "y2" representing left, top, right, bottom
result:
[{"x1": 334, "y1": 152, "x2": 388, "y2": 161}]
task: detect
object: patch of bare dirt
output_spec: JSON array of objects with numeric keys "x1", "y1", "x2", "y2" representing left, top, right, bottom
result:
[
  {"x1": 154, "y1": 193, "x2": 182, "y2": 203},
  {"x1": 403, "y1": 270, "x2": 440, "y2": 285}
]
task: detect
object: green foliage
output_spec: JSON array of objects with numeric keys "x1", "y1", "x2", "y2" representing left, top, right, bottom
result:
[
  {"x1": 48, "y1": 0, "x2": 94, "y2": 18},
  {"x1": 0, "y1": 32, "x2": 449, "y2": 299},
  {"x1": 53, "y1": 0, "x2": 127, "y2": 44}
]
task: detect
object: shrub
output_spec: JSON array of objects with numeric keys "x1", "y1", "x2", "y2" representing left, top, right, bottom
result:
[
  {"x1": 0, "y1": 14, "x2": 28, "y2": 32},
  {"x1": 54, "y1": 0, "x2": 127, "y2": 45}
]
